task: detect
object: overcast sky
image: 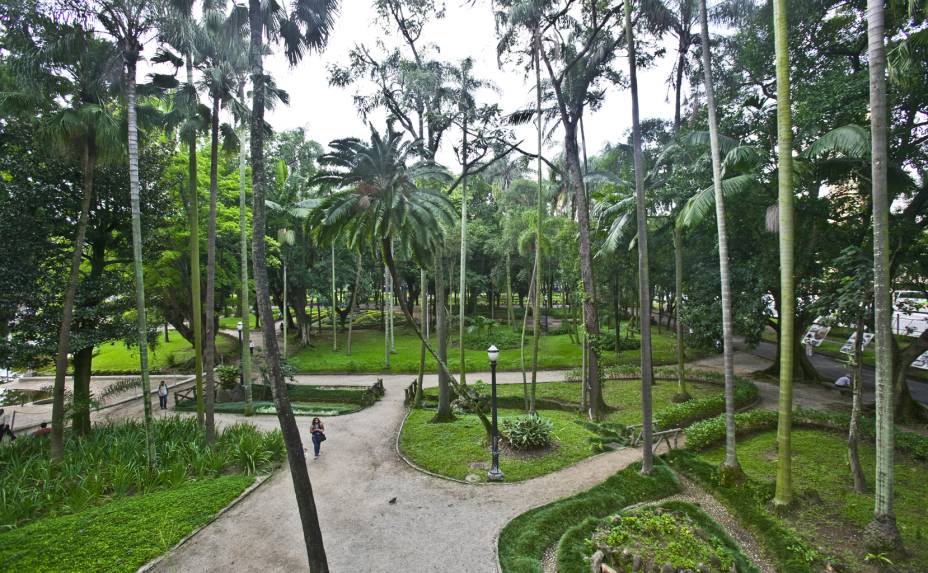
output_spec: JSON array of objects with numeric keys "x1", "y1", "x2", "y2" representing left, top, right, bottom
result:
[{"x1": 255, "y1": 0, "x2": 680, "y2": 167}]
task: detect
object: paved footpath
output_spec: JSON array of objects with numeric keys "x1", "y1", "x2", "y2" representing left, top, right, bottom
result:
[{"x1": 152, "y1": 371, "x2": 644, "y2": 573}]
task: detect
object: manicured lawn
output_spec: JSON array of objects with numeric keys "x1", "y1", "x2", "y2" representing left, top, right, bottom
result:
[
  {"x1": 38, "y1": 331, "x2": 237, "y2": 375},
  {"x1": 286, "y1": 326, "x2": 691, "y2": 373},
  {"x1": 405, "y1": 379, "x2": 720, "y2": 481},
  {"x1": 219, "y1": 314, "x2": 258, "y2": 329},
  {"x1": 0, "y1": 475, "x2": 255, "y2": 572},
  {"x1": 699, "y1": 429, "x2": 928, "y2": 571},
  {"x1": 399, "y1": 407, "x2": 595, "y2": 482}
]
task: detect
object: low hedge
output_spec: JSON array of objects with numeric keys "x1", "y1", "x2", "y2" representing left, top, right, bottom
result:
[
  {"x1": 250, "y1": 383, "x2": 381, "y2": 406},
  {"x1": 175, "y1": 400, "x2": 361, "y2": 416},
  {"x1": 684, "y1": 408, "x2": 928, "y2": 461},
  {"x1": 497, "y1": 463, "x2": 679, "y2": 573},
  {"x1": 667, "y1": 451, "x2": 822, "y2": 573},
  {"x1": 654, "y1": 377, "x2": 759, "y2": 429}
]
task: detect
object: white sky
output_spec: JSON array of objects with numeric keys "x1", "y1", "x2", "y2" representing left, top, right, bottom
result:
[{"x1": 259, "y1": 0, "x2": 679, "y2": 166}]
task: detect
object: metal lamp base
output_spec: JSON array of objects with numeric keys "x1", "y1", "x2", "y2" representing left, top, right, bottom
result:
[{"x1": 487, "y1": 468, "x2": 505, "y2": 482}]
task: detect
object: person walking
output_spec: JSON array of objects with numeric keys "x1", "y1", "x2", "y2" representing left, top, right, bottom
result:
[
  {"x1": 310, "y1": 417, "x2": 326, "y2": 459},
  {"x1": 0, "y1": 408, "x2": 16, "y2": 442},
  {"x1": 158, "y1": 381, "x2": 169, "y2": 410}
]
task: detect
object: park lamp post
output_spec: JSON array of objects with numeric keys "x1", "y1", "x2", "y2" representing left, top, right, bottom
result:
[
  {"x1": 236, "y1": 321, "x2": 245, "y2": 388},
  {"x1": 487, "y1": 345, "x2": 504, "y2": 482}
]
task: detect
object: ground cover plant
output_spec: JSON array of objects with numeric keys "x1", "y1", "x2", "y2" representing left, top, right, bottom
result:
[
  {"x1": 696, "y1": 429, "x2": 928, "y2": 572},
  {"x1": 582, "y1": 502, "x2": 758, "y2": 573},
  {"x1": 498, "y1": 463, "x2": 680, "y2": 573},
  {"x1": 0, "y1": 416, "x2": 284, "y2": 528},
  {"x1": 0, "y1": 474, "x2": 255, "y2": 572}
]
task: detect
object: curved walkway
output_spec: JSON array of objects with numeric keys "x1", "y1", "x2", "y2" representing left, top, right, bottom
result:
[{"x1": 151, "y1": 372, "x2": 646, "y2": 572}]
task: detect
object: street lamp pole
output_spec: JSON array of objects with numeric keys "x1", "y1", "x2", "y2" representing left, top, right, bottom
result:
[
  {"x1": 236, "y1": 321, "x2": 245, "y2": 389},
  {"x1": 487, "y1": 345, "x2": 504, "y2": 481}
]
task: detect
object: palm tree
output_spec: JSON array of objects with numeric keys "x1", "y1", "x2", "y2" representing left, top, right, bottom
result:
[
  {"x1": 771, "y1": 0, "x2": 796, "y2": 508},
  {"x1": 863, "y1": 0, "x2": 903, "y2": 552},
  {"x1": 624, "y1": 0, "x2": 655, "y2": 474},
  {"x1": 236, "y1": 82, "x2": 253, "y2": 416},
  {"x1": 246, "y1": 0, "x2": 337, "y2": 568},
  {"x1": 96, "y1": 0, "x2": 159, "y2": 466},
  {"x1": 311, "y1": 125, "x2": 495, "y2": 436},
  {"x1": 6, "y1": 23, "x2": 122, "y2": 455},
  {"x1": 200, "y1": 3, "x2": 247, "y2": 443},
  {"x1": 531, "y1": 27, "x2": 544, "y2": 416},
  {"x1": 698, "y1": 0, "x2": 742, "y2": 482}
]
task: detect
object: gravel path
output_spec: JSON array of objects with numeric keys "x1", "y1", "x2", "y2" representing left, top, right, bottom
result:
[{"x1": 151, "y1": 372, "x2": 646, "y2": 573}]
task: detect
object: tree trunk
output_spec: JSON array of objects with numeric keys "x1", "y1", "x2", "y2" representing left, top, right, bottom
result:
[
  {"x1": 186, "y1": 54, "x2": 206, "y2": 426},
  {"x1": 506, "y1": 251, "x2": 514, "y2": 329},
  {"x1": 71, "y1": 345, "x2": 93, "y2": 436},
  {"x1": 699, "y1": 0, "x2": 741, "y2": 480},
  {"x1": 459, "y1": 116, "x2": 469, "y2": 387},
  {"x1": 433, "y1": 253, "x2": 454, "y2": 421},
  {"x1": 415, "y1": 267, "x2": 426, "y2": 406},
  {"x1": 248, "y1": 4, "x2": 329, "y2": 569},
  {"x1": 125, "y1": 54, "x2": 156, "y2": 467},
  {"x1": 238, "y1": 102, "x2": 253, "y2": 416},
  {"x1": 383, "y1": 261, "x2": 390, "y2": 368},
  {"x1": 50, "y1": 141, "x2": 95, "y2": 460},
  {"x1": 347, "y1": 252, "x2": 362, "y2": 356},
  {"x1": 849, "y1": 316, "x2": 868, "y2": 493},
  {"x1": 866, "y1": 0, "x2": 901, "y2": 548},
  {"x1": 331, "y1": 243, "x2": 337, "y2": 351},
  {"x1": 203, "y1": 92, "x2": 221, "y2": 444},
  {"x1": 673, "y1": 226, "x2": 689, "y2": 400},
  {"x1": 626, "y1": 0, "x2": 653, "y2": 473},
  {"x1": 771, "y1": 0, "x2": 796, "y2": 504},
  {"x1": 530, "y1": 27, "x2": 544, "y2": 415}
]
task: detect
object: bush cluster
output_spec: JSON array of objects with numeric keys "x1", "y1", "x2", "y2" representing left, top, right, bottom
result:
[
  {"x1": 0, "y1": 417, "x2": 284, "y2": 528},
  {"x1": 654, "y1": 378, "x2": 759, "y2": 429},
  {"x1": 462, "y1": 328, "x2": 522, "y2": 350},
  {"x1": 684, "y1": 408, "x2": 928, "y2": 460},
  {"x1": 501, "y1": 415, "x2": 555, "y2": 450}
]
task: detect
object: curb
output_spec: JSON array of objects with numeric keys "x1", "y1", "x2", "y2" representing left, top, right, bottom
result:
[{"x1": 136, "y1": 470, "x2": 275, "y2": 572}]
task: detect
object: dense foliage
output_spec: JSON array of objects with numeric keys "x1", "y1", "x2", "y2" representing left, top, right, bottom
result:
[{"x1": 501, "y1": 415, "x2": 554, "y2": 450}]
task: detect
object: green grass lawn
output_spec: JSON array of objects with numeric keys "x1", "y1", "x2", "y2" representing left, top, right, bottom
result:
[
  {"x1": 219, "y1": 314, "x2": 258, "y2": 330},
  {"x1": 404, "y1": 379, "x2": 720, "y2": 481},
  {"x1": 400, "y1": 407, "x2": 595, "y2": 482},
  {"x1": 76, "y1": 331, "x2": 237, "y2": 374},
  {"x1": 286, "y1": 325, "x2": 693, "y2": 373},
  {"x1": 699, "y1": 429, "x2": 928, "y2": 570},
  {"x1": 0, "y1": 475, "x2": 254, "y2": 572}
]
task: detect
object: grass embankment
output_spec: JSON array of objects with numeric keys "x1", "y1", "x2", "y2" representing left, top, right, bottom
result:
[
  {"x1": 498, "y1": 463, "x2": 679, "y2": 573},
  {"x1": 38, "y1": 331, "x2": 237, "y2": 375},
  {"x1": 287, "y1": 325, "x2": 694, "y2": 373},
  {"x1": 696, "y1": 429, "x2": 928, "y2": 572},
  {"x1": 401, "y1": 379, "x2": 720, "y2": 482},
  {"x1": 0, "y1": 475, "x2": 255, "y2": 572}
]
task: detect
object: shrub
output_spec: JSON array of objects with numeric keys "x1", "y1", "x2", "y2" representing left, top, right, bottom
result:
[
  {"x1": 462, "y1": 327, "x2": 522, "y2": 350},
  {"x1": 655, "y1": 377, "x2": 758, "y2": 429},
  {"x1": 501, "y1": 415, "x2": 555, "y2": 450},
  {"x1": 214, "y1": 365, "x2": 240, "y2": 390}
]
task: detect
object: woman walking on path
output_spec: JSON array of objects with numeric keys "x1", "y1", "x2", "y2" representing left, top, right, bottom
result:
[
  {"x1": 158, "y1": 381, "x2": 169, "y2": 410},
  {"x1": 310, "y1": 417, "x2": 326, "y2": 459}
]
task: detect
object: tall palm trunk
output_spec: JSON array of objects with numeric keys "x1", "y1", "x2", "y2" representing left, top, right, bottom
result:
[
  {"x1": 125, "y1": 54, "x2": 156, "y2": 467},
  {"x1": 433, "y1": 252, "x2": 454, "y2": 421},
  {"x1": 248, "y1": 3, "x2": 328, "y2": 569},
  {"x1": 331, "y1": 243, "x2": 337, "y2": 351},
  {"x1": 383, "y1": 261, "x2": 390, "y2": 368},
  {"x1": 626, "y1": 0, "x2": 654, "y2": 473},
  {"x1": 506, "y1": 250, "x2": 514, "y2": 329},
  {"x1": 699, "y1": 0, "x2": 741, "y2": 479},
  {"x1": 203, "y1": 92, "x2": 221, "y2": 443},
  {"x1": 185, "y1": 55, "x2": 205, "y2": 426},
  {"x1": 415, "y1": 267, "x2": 427, "y2": 406},
  {"x1": 864, "y1": 0, "x2": 902, "y2": 550},
  {"x1": 238, "y1": 103, "x2": 253, "y2": 417},
  {"x1": 531, "y1": 27, "x2": 543, "y2": 415},
  {"x1": 772, "y1": 0, "x2": 796, "y2": 506},
  {"x1": 347, "y1": 252, "x2": 362, "y2": 356},
  {"x1": 520, "y1": 256, "x2": 538, "y2": 412},
  {"x1": 50, "y1": 141, "x2": 95, "y2": 460},
  {"x1": 283, "y1": 260, "x2": 288, "y2": 356},
  {"x1": 672, "y1": 226, "x2": 688, "y2": 400},
  {"x1": 459, "y1": 118, "x2": 468, "y2": 386}
]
